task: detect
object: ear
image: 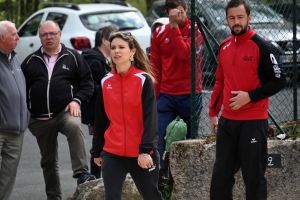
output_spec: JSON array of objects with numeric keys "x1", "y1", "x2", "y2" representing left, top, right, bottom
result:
[
  {"x1": 185, "y1": 5, "x2": 188, "y2": 12},
  {"x1": 0, "y1": 34, "x2": 5, "y2": 42},
  {"x1": 131, "y1": 48, "x2": 136, "y2": 56},
  {"x1": 101, "y1": 37, "x2": 106, "y2": 45},
  {"x1": 248, "y1": 14, "x2": 252, "y2": 23}
]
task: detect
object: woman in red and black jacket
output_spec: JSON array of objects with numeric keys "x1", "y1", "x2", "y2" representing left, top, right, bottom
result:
[{"x1": 90, "y1": 31, "x2": 163, "y2": 200}]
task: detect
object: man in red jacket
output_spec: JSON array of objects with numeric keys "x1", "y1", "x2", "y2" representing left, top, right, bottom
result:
[
  {"x1": 150, "y1": 0, "x2": 204, "y2": 165},
  {"x1": 209, "y1": 0, "x2": 286, "y2": 199}
]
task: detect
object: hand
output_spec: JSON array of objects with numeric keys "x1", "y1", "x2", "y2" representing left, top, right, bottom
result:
[
  {"x1": 137, "y1": 154, "x2": 154, "y2": 169},
  {"x1": 94, "y1": 157, "x2": 102, "y2": 166},
  {"x1": 210, "y1": 116, "x2": 218, "y2": 134},
  {"x1": 65, "y1": 101, "x2": 81, "y2": 117},
  {"x1": 229, "y1": 91, "x2": 250, "y2": 110},
  {"x1": 169, "y1": 8, "x2": 185, "y2": 29}
]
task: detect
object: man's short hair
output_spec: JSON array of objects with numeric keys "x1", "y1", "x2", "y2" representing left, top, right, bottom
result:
[
  {"x1": 95, "y1": 24, "x2": 118, "y2": 47},
  {"x1": 0, "y1": 21, "x2": 15, "y2": 36},
  {"x1": 226, "y1": 0, "x2": 251, "y2": 16},
  {"x1": 38, "y1": 20, "x2": 61, "y2": 34},
  {"x1": 165, "y1": 0, "x2": 187, "y2": 13}
]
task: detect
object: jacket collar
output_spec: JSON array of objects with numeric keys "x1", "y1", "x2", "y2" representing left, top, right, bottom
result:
[
  {"x1": 179, "y1": 18, "x2": 190, "y2": 30},
  {"x1": 112, "y1": 66, "x2": 143, "y2": 80},
  {"x1": 35, "y1": 43, "x2": 68, "y2": 58},
  {"x1": 233, "y1": 26, "x2": 255, "y2": 42},
  {"x1": 0, "y1": 49, "x2": 16, "y2": 63},
  {"x1": 82, "y1": 47, "x2": 107, "y2": 63}
]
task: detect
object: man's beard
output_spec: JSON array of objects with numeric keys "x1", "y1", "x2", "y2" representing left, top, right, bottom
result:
[{"x1": 231, "y1": 23, "x2": 249, "y2": 36}]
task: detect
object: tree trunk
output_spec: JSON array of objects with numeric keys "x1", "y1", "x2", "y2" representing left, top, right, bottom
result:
[
  {"x1": 5, "y1": 0, "x2": 12, "y2": 21},
  {"x1": 19, "y1": 0, "x2": 26, "y2": 26}
]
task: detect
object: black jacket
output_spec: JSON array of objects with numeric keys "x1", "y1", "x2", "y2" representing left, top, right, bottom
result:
[
  {"x1": 81, "y1": 47, "x2": 111, "y2": 126},
  {"x1": 21, "y1": 44, "x2": 94, "y2": 118}
]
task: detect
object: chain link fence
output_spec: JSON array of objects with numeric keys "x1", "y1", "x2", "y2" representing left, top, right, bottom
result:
[{"x1": 187, "y1": 0, "x2": 300, "y2": 138}]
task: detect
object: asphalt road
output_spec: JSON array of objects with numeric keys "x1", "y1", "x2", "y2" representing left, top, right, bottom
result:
[{"x1": 10, "y1": 124, "x2": 93, "y2": 200}]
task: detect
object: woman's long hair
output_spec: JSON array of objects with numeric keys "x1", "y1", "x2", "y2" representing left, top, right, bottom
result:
[{"x1": 108, "y1": 31, "x2": 155, "y2": 82}]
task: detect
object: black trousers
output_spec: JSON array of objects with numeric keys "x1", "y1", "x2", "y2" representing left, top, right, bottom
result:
[
  {"x1": 101, "y1": 150, "x2": 163, "y2": 200},
  {"x1": 210, "y1": 117, "x2": 268, "y2": 200}
]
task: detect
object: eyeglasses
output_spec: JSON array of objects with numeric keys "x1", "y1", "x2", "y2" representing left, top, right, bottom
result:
[
  {"x1": 113, "y1": 31, "x2": 131, "y2": 37},
  {"x1": 121, "y1": 31, "x2": 131, "y2": 36},
  {"x1": 39, "y1": 31, "x2": 61, "y2": 38}
]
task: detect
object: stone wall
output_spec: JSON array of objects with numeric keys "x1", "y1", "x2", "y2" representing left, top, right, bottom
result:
[
  {"x1": 69, "y1": 139, "x2": 300, "y2": 200},
  {"x1": 170, "y1": 139, "x2": 300, "y2": 200}
]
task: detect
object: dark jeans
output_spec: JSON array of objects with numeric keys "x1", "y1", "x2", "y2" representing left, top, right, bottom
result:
[
  {"x1": 210, "y1": 117, "x2": 268, "y2": 200},
  {"x1": 156, "y1": 93, "x2": 202, "y2": 166},
  {"x1": 101, "y1": 151, "x2": 163, "y2": 200}
]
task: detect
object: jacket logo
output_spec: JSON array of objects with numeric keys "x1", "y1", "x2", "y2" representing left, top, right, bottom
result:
[
  {"x1": 165, "y1": 38, "x2": 169, "y2": 43},
  {"x1": 243, "y1": 56, "x2": 253, "y2": 61},
  {"x1": 183, "y1": 36, "x2": 187, "y2": 40},
  {"x1": 270, "y1": 53, "x2": 281, "y2": 78},
  {"x1": 62, "y1": 64, "x2": 69, "y2": 70},
  {"x1": 106, "y1": 84, "x2": 112, "y2": 89},
  {"x1": 251, "y1": 138, "x2": 257, "y2": 143},
  {"x1": 222, "y1": 41, "x2": 231, "y2": 50}
]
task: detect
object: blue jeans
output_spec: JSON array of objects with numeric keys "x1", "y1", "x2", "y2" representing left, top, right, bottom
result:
[{"x1": 156, "y1": 93, "x2": 202, "y2": 166}]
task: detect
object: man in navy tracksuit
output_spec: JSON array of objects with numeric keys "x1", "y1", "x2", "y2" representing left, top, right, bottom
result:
[{"x1": 209, "y1": 0, "x2": 286, "y2": 199}]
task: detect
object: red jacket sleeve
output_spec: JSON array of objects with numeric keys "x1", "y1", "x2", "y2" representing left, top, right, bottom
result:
[{"x1": 150, "y1": 28, "x2": 162, "y2": 99}]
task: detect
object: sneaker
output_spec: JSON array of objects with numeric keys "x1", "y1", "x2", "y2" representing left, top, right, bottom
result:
[{"x1": 77, "y1": 172, "x2": 96, "y2": 185}]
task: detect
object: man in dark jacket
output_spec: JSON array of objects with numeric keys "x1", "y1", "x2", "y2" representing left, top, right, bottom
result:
[
  {"x1": 0, "y1": 20, "x2": 30, "y2": 200},
  {"x1": 21, "y1": 20, "x2": 95, "y2": 200},
  {"x1": 81, "y1": 24, "x2": 117, "y2": 178}
]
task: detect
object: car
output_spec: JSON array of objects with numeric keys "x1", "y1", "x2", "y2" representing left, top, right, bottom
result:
[
  {"x1": 145, "y1": 0, "x2": 168, "y2": 27},
  {"x1": 146, "y1": 0, "x2": 300, "y2": 82},
  {"x1": 268, "y1": 2, "x2": 300, "y2": 25},
  {"x1": 91, "y1": 0, "x2": 131, "y2": 7},
  {"x1": 15, "y1": 2, "x2": 151, "y2": 63}
]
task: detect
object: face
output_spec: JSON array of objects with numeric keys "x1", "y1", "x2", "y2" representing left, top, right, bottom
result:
[
  {"x1": 110, "y1": 37, "x2": 135, "y2": 67},
  {"x1": 39, "y1": 21, "x2": 61, "y2": 51},
  {"x1": 226, "y1": 5, "x2": 252, "y2": 36},
  {"x1": 167, "y1": 5, "x2": 187, "y2": 26},
  {"x1": 0, "y1": 23, "x2": 19, "y2": 54}
]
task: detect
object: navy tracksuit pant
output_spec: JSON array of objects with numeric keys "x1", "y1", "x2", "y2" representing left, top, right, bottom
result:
[
  {"x1": 210, "y1": 117, "x2": 268, "y2": 200},
  {"x1": 101, "y1": 150, "x2": 163, "y2": 200},
  {"x1": 157, "y1": 92, "x2": 202, "y2": 165},
  {"x1": 90, "y1": 156, "x2": 101, "y2": 178}
]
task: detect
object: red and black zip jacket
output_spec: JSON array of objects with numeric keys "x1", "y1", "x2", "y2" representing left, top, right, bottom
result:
[
  {"x1": 209, "y1": 27, "x2": 286, "y2": 120},
  {"x1": 150, "y1": 18, "x2": 204, "y2": 98},
  {"x1": 90, "y1": 67, "x2": 158, "y2": 158}
]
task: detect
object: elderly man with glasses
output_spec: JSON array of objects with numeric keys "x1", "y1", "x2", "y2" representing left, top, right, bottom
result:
[{"x1": 21, "y1": 20, "x2": 95, "y2": 200}]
